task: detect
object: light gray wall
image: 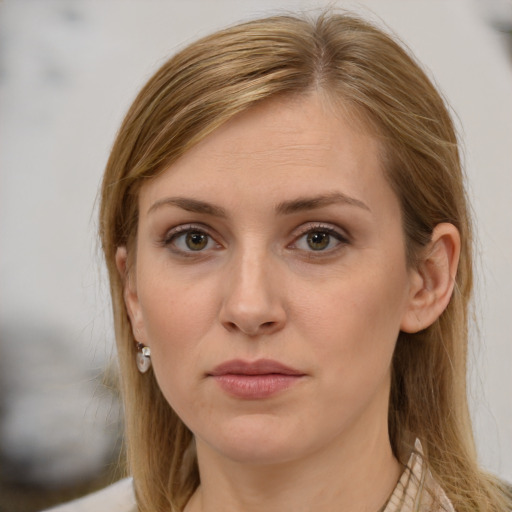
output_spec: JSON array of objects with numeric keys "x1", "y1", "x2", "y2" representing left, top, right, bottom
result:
[{"x1": 1, "y1": 0, "x2": 510, "y2": 483}]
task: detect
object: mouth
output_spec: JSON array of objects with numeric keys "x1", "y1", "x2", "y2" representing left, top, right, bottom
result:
[{"x1": 208, "y1": 359, "x2": 306, "y2": 399}]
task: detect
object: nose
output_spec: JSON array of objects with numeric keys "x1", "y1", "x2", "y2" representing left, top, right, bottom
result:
[{"x1": 219, "y1": 248, "x2": 287, "y2": 337}]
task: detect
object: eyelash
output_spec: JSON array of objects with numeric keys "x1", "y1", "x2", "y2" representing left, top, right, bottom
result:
[
  {"x1": 161, "y1": 223, "x2": 350, "y2": 257},
  {"x1": 289, "y1": 223, "x2": 350, "y2": 255},
  {"x1": 162, "y1": 224, "x2": 221, "y2": 256}
]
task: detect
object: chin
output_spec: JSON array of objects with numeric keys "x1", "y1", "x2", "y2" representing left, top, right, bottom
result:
[
  {"x1": 199, "y1": 414, "x2": 306, "y2": 465},
  {"x1": 216, "y1": 441, "x2": 300, "y2": 466}
]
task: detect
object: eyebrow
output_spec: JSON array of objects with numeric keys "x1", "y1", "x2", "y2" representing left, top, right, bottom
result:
[
  {"x1": 147, "y1": 192, "x2": 371, "y2": 217},
  {"x1": 275, "y1": 192, "x2": 371, "y2": 215},
  {"x1": 147, "y1": 197, "x2": 227, "y2": 217}
]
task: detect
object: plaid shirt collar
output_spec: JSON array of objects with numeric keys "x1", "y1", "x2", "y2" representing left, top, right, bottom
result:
[{"x1": 381, "y1": 439, "x2": 455, "y2": 512}]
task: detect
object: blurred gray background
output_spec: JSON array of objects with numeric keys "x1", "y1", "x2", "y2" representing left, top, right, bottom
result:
[{"x1": 1, "y1": 1, "x2": 511, "y2": 511}]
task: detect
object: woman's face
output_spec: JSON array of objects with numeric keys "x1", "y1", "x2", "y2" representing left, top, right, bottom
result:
[{"x1": 124, "y1": 94, "x2": 419, "y2": 466}]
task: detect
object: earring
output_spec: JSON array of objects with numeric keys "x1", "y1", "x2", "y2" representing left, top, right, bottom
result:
[{"x1": 136, "y1": 342, "x2": 151, "y2": 373}]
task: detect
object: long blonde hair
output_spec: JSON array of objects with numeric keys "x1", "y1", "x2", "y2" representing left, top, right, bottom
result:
[{"x1": 99, "y1": 12, "x2": 511, "y2": 512}]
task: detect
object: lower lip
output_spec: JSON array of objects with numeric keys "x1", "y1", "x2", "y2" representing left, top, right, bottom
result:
[{"x1": 212, "y1": 374, "x2": 303, "y2": 399}]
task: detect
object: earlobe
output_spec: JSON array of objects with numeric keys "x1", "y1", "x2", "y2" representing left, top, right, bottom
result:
[
  {"x1": 115, "y1": 246, "x2": 145, "y2": 343},
  {"x1": 400, "y1": 223, "x2": 461, "y2": 333},
  {"x1": 115, "y1": 246, "x2": 129, "y2": 279}
]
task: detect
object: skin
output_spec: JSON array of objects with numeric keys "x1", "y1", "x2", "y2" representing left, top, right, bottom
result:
[{"x1": 117, "y1": 93, "x2": 460, "y2": 512}]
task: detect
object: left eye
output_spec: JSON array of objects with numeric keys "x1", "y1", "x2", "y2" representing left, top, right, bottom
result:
[
  {"x1": 166, "y1": 229, "x2": 217, "y2": 252},
  {"x1": 294, "y1": 229, "x2": 346, "y2": 252}
]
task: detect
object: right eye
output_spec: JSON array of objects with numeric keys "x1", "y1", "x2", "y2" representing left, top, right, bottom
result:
[{"x1": 164, "y1": 226, "x2": 220, "y2": 254}]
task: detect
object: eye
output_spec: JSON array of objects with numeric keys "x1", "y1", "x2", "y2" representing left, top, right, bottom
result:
[
  {"x1": 292, "y1": 226, "x2": 348, "y2": 253},
  {"x1": 163, "y1": 225, "x2": 219, "y2": 254},
  {"x1": 306, "y1": 231, "x2": 331, "y2": 251},
  {"x1": 183, "y1": 231, "x2": 210, "y2": 251}
]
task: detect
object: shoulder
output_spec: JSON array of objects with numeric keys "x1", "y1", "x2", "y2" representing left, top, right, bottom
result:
[{"x1": 42, "y1": 477, "x2": 136, "y2": 512}]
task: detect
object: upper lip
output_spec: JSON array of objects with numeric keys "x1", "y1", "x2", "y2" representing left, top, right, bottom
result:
[{"x1": 209, "y1": 359, "x2": 304, "y2": 376}]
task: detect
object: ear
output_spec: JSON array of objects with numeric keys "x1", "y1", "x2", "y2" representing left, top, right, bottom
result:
[
  {"x1": 400, "y1": 223, "x2": 461, "y2": 333},
  {"x1": 115, "y1": 246, "x2": 146, "y2": 343}
]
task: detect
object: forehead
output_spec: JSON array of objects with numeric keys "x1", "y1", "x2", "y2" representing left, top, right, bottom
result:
[
  {"x1": 194, "y1": 93, "x2": 376, "y2": 163},
  {"x1": 138, "y1": 93, "x2": 392, "y2": 214}
]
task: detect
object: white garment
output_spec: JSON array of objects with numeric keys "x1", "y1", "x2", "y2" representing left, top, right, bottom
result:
[{"x1": 42, "y1": 477, "x2": 136, "y2": 512}]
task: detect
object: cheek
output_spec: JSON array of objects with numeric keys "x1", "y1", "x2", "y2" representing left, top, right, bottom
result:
[
  {"x1": 135, "y1": 266, "x2": 223, "y2": 406},
  {"x1": 136, "y1": 254, "x2": 218, "y2": 343},
  {"x1": 299, "y1": 268, "x2": 407, "y2": 341},
  {"x1": 295, "y1": 262, "x2": 409, "y2": 387},
  {"x1": 137, "y1": 282, "x2": 209, "y2": 420}
]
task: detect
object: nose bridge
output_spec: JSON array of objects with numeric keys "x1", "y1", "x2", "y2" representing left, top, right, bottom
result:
[{"x1": 219, "y1": 239, "x2": 285, "y2": 335}]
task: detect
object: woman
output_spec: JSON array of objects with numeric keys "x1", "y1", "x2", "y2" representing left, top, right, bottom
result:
[{"x1": 49, "y1": 11, "x2": 511, "y2": 512}]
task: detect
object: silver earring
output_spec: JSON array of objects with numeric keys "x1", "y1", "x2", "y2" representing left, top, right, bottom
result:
[{"x1": 136, "y1": 342, "x2": 151, "y2": 373}]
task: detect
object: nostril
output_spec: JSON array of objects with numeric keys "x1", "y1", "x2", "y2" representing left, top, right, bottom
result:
[
  {"x1": 222, "y1": 320, "x2": 277, "y2": 335},
  {"x1": 224, "y1": 322, "x2": 238, "y2": 332}
]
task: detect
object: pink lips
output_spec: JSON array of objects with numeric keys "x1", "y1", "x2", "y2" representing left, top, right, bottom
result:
[{"x1": 209, "y1": 359, "x2": 305, "y2": 399}]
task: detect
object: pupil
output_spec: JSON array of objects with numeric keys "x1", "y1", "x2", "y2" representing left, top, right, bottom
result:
[
  {"x1": 307, "y1": 232, "x2": 329, "y2": 250},
  {"x1": 186, "y1": 232, "x2": 207, "y2": 250}
]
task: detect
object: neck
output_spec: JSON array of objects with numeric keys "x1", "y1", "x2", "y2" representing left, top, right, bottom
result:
[{"x1": 185, "y1": 423, "x2": 401, "y2": 512}]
